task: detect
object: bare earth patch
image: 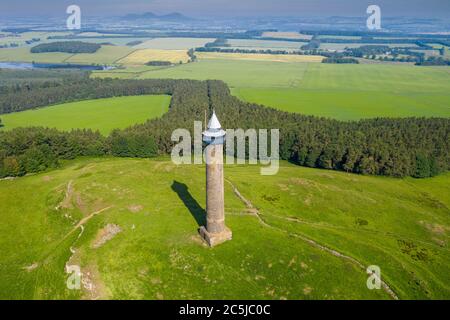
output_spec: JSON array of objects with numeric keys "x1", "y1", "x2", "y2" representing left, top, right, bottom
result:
[
  {"x1": 128, "y1": 204, "x2": 143, "y2": 213},
  {"x1": 56, "y1": 180, "x2": 74, "y2": 210},
  {"x1": 289, "y1": 178, "x2": 316, "y2": 188},
  {"x1": 82, "y1": 264, "x2": 108, "y2": 300},
  {"x1": 420, "y1": 221, "x2": 449, "y2": 235},
  {"x1": 23, "y1": 262, "x2": 39, "y2": 272},
  {"x1": 304, "y1": 194, "x2": 313, "y2": 206},
  {"x1": 92, "y1": 224, "x2": 122, "y2": 249},
  {"x1": 303, "y1": 286, "x2": 313, "y2": 295}
]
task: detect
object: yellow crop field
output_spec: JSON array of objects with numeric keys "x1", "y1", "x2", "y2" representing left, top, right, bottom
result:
[
  {"x1": 118, "y1": 49, "x2": 190, "y2": 65},
  {"x1": 196, "y1": 52, "x2": 324, "y2": 63}
]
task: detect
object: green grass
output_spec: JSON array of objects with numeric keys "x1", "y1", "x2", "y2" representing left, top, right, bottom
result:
[
  {"x1": 2, "y1": 36, "x2": 449, "y2": 120},
  {"x1": 64, "y1": 46, "x2": 135, "y2": 65},
  {"x1": 227, "y1": 39, "x2": 307, "y2": 50},
  {"x1": 134, "y1": 38, "x2": 215, "y2": 50},
  {"x1": 0, "y1": 31, "x2": 73, "y2": 47},
  {"x1": 0, "y1": 157, "x2": 448, "y2": 299},
  {"x1": 234, "y1": 63, "x2": 450, "y2": 119},
  {"x1": 0, "y1": 47, "x2": 73, "y2": 63},
  {"x1": 0, "y1": 45, "x2": 135, "y2": 65},
  {"x1": 0, "y1": 95, "x2": 170, "y2": 135},
  {"x1": 319, "y1": 43, "x2": 419, "y2": 51},
  {"x1": 94, "y1": 58, "x2": 450, "y2": 120}
]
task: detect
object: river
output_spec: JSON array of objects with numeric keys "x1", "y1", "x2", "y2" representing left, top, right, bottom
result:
[{"x1": 0, "y1": 62, "x2": 115, "y2": 71}]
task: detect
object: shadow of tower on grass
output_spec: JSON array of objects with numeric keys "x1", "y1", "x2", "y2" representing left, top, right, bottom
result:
[{"x1": 171, "y1": 181, "x2": 206, "y2": 227}]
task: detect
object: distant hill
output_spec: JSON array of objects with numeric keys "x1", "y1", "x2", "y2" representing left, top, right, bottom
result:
[{"x1": 122, "y1": 12, "x2": 192, "y2": 21}]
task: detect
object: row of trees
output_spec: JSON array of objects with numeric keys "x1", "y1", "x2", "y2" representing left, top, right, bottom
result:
[
  {"x1": 196, "y1": 47, "x2": 303, "y2": 55},
  {"x1": 301, "y1": 40, "x2": 321, "y2": 50},
  {"x1": 322, "y1": 57, "x2": 359, "y2": 64},
  {"x1": 204, "y1": 38, "x2": 230, "y2": 48},
  {"x1": 325, "y1": 45, "x2": 449, "y2": 65},
  {"x1": 0, "y1": 78, "x2": 448, "y2": 179},
  {"x1": 416, "y1": 57, "x2": 450, "y2": 66},
  {"x1": 146, "y1": 61, "x2": 173, "y2": 66},
  {"x1": 301, "y1": 30, "x2": 449, "y2": 41},
  {"x1": 0, "y1": 68, "x2": 89, "y2": 89},
  {"x1": 30, "y1": 41, "x2": 101, "y2": 54},
  {"x1": 0, "y1": 78, "x2": 175, "y2": 114}
]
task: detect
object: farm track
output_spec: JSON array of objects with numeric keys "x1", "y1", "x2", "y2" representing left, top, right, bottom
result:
[
  {"x1": 113, "y1": 49, "x2": 138, "y2": 64},
  {"x1": 225, "y1": 178, "x2": 400, "y2": 300}
]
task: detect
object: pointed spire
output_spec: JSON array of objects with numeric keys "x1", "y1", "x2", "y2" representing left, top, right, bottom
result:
[
  {"x1": 207, "y1": 110, "x2": 222, "y2": 130},
  {"x1": 203, "y1": 110, "x2": 226, "y2": 141}
]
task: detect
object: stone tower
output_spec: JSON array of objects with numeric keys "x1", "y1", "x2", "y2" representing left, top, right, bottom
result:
[{"x1": 199, "y1": 111, "x2": 232, "y2": 247}]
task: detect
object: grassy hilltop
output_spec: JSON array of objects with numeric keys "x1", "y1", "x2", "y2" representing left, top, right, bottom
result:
[{"x1": 0, "y1": 157, "x2": 448, "y2": 299}]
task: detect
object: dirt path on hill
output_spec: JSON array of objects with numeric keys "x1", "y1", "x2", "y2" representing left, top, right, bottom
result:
[
  {"x1": 225, "y1": 178, "x2": 399, "y2": 300},
  {"x1": 65, "y1": 206, "x2": 114, "y2": 239}
]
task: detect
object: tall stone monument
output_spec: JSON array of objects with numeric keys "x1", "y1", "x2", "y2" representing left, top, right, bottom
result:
[{"x1": 199, "y1": 111, "x2": 232, "y2": 247}]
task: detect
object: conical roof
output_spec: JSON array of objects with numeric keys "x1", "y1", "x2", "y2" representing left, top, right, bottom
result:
[
  {"x1": 208, "y1": 111, "x2": 222, "y2": 129},
  {"x1": 203, "y1": 110, "x2": 226, "y2": 139}
]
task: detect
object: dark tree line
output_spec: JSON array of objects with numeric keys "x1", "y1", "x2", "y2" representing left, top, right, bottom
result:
[
  {"x1": 205, "y1": 38, "x2": 230, "y2": 48},
  {"x1": 126, "y1": 40, "x2": 143, "y2": 46},
  {"x1": 31, "y1": 41, "x2": 101, "y2": 54},
  {"x1": 323, "y1": 57, "x2": 359, "y2": 64},
  {"x1": 0, "y1": 68, "x2": 89, "y2": 87},
  {"x1": 0, "y1": 78, "x2": 448, "y2": 179},
  {"x1": 416, "y1": 57, "x2": 450, "y2": 66},
  {"x1": 196, "y1": 47, "x2": 303, "y2": 55},
  {"x1": 146, "y1": 61, "x2": 173, "y2": 66},
  {"x1": 0, "y1": 78, "x2": 176, "y2": 114},
  {"x1": 301, "y1": 30, "x2": 449, "y2": 41},
  {"x1": 301, "y1": 40, "x2": 321, "y2": 50},
  {"x1": 187, "y1": 48, "x2": 197, "y2": 62}
]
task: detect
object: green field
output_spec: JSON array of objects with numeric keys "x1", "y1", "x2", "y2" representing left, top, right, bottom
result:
[
  {"x1": 0, "y1": 31, "x2": 73, "y2": 47},
  {"x1": 319, "y1": 43, "x2": 419, "y2": 51},
  {"x1": 0, "y1": 45, "x2": 135, "y2": 65},
  {"x1": 3, "y1": 37, "x2": 447, "y2": 121},
  {"x1": 134, "y1": 37, "x2": 215, "y2": 49},
  {"x1": 0, "y1": 95, "x2": 170, "y2": 135},
  {"x1": 227, "y1": 39, "x2": 307, "y2": 50},
  {"x1": 0, "y1": 157, "x2": 448, "y2": 299},
  {"x1": 0, "y1": 47, "x2": 73, "y2": 63},
  {"x1": 94, "y1": 58, "x2": 450, "y2": 120},
  {"x1": 64, "y1": 46, "x2": 135, "y2": 65}
]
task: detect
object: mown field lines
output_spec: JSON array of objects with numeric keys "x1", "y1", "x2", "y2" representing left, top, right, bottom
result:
[{"x1": 93, "y1": 57, "x2": 450, "y2": 120}]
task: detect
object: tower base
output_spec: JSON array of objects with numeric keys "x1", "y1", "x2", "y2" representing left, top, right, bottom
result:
[{"x1": 199, "y1": 226, "x2": 232, "y2": 247}]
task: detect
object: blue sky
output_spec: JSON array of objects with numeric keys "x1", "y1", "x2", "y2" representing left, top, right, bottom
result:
[{"x1": 1, "y1": 0, "x2": 449, "y2": 18}]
